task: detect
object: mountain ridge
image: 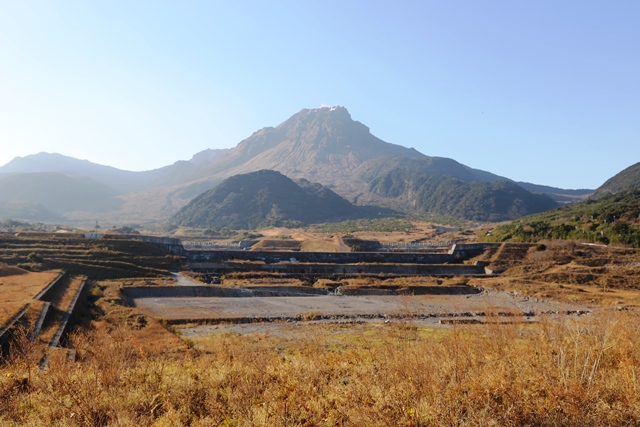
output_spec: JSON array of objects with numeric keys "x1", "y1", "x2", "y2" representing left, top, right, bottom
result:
[
  {"x1": 591, "y1": 162, "x2": 640, "y2": 199},
  {"x1": 0, "y1": 107, "x2": 597, "y2": 224}
]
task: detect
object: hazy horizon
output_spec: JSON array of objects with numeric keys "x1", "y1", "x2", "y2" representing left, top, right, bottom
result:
[{"x1": 1, "y1": 2, "x2": 638, "y2": 189}]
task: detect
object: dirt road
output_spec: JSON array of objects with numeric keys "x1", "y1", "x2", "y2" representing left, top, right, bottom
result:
[{"x1": 171, "y1": 272, "x2": 204, "y2": 286}]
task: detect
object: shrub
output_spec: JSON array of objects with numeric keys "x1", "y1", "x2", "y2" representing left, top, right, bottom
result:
[{"x1": 26, "y1": 252, "x2": 43, "y2": 263}]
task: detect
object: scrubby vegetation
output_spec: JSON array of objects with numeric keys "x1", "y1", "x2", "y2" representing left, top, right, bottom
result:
[
  {"x1": 484, "y1": 188, "x2": 640, "y2": 247},
  {"x1": 171, "y1": 170, "x2": 359, "y2": 230},
  {"x1": 592, "y1": 161, "x2": 640, "y2": 198},
  {"x1": 368, "y1": 169, "x2": 558, "y2": 221},
  {"x1": 314, "y1": 217, "x2": 416, "y2": 233}
]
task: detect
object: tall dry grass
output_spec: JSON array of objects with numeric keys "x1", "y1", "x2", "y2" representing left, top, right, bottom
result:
[{"x1": 1, "y1": 310, "x2": 640, "y2": 426}]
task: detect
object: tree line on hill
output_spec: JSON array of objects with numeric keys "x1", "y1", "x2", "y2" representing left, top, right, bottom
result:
[{"x1": 485, "y1": 188, "x2": 640, "y2": 247}]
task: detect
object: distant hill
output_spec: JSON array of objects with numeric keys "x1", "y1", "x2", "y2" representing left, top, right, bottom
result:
[
  {"x1": 592, "y1": 162, "x2": 640, "y2": 199},
  {"x1": 486, "y1": 187, "x2": 640, "y2": 247},
  {"x1": 171, "y1": 170, "x2": 361, "y2": 229},
  {"x1": 367, "y1": 168, "x2": 558, "y2": 221},
  {"x1": 0, "y1": 201, "x2": 61, "y2": 222},
  {"x1": 0, "y1": 152, "x2": 144, "y2": 194},
  {"x1": 0, "y1": 150, "x2": 230, "y2": 194},
  {"x1": 0, "y1": 172, "x2": 122, "y2": 218},
  {"x1": 515, "y1": 182, "x2": 592, "y2": 204}
]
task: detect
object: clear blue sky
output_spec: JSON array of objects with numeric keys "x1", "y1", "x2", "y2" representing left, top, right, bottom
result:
[{"x1": 1, "y1": 1, "x2": 638, "y2": 189}]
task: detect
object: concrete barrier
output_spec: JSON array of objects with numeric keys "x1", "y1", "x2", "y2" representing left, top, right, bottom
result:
[
  {"x1": 0, "y1": 304, "x2": 30, "y2": 356},
  {"x1": 48, "y1": 281, "x2": 86, "y2": 348},
  {"x1": 189, "y1": 261, "x2": 487, "y2": 276},
  {"x1": 122, "y1": 284, "x2": 482, "y2": 300},
  {"x1": 33, "y1": 271, "x2": 67, "y2": 301},
  {"x1": 186, "y1": 243, "x2": 500, "y2": 269},
  {"x1": 30, "y1": 302, "x2": 51, "y2": 343},
  {"x1": 122, "y1": 285, "x2": 330, "y2": 299}
]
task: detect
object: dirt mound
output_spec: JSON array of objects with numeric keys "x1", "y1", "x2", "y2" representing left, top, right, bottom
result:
[{"x1": 0, "y1": 264, "x2": 28, "y2": 277}]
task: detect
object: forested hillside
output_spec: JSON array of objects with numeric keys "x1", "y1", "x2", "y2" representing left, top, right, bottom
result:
[
  {"x1": 171, "y1": 170, "x2": 360, "y2": 229},
  {"x1": 485, "y1": 187, "x2": 640, "y2": 247},
  {"x1": 368, "y1": 169, "x2": 558, "y2": 221}
]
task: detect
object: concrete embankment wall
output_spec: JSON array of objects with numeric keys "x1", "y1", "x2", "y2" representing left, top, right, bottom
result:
[
  {"x1": 339, "y1": 285, "x2": 481, "y2": 296},
  {"x1": 30, "y1": 302, "x2": 51, "y2": 343},
  {"x1": 118, "y1": 235, "x2": 499, "y2": 265},
  {"x1": 0, "y1": 304, "x2": 30, "y2": 356},
  {"x1": 49, "y1": 281, "x2": 87, "y2": 348},
  {"x1": 124, "y1": 235, "x2": 186, "y2": 255},
  {"x1": 186, "y1": 243, "x2": 499, "y2": 266},
  {"x1": 121, "y1": 284, "x2": 482, "y2": 300},
  {"x1": 190, "y1": 262, "x2": 486, "y2": 276},
  {"x1": 122, "y1": 285, "x2": 330, "y2": 299},
  {"x1": 33, "y1": 271, "x2": 67, "y2": 301},
  {"x1": 189, "y1": 250, "x2": 457, "y2": 264}
]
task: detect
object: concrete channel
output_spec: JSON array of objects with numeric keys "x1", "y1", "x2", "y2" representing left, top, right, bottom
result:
[
  {"x1": 48, "y1": 281, "x2": 86, "y2": 348},
  {"x1": 30, "y1": 302, "x2": 51, "y2": 343},
  {"x1": 33, "y1": 271, "x2": 67, "y2": 301},
  {"x1": 40, "y1": 281, "x2": 87, "y2": 369},
  {"x1": 0, "y1": 304, "x2": 31, "y2": 356}
]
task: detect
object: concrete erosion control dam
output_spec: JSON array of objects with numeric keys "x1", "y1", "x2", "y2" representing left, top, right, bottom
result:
[
  {"x1": 185, "y1": 244, "x2": 497, "y2": 277},
  {"x1": 131, "y1": 236, "x2": 499, "y2": 277}
]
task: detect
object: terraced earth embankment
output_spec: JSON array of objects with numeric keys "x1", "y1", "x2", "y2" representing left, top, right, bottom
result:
[
  {"x1": 0, "y1": 232, "x2": 183, "y2": 279},
  {"x1": 0, "y1": 272, "x2": 89, "y2": 365},
  {"x1": 0, "y1": 233, "x2": 187, "y2": 363}
]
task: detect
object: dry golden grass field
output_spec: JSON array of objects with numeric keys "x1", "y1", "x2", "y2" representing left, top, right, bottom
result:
[
  {"x1": 2, "y1": 299, "x2": 640, "y2": 426},
  {"x1": 2, "y1": 233, "x2": 640, "y2": 425}
]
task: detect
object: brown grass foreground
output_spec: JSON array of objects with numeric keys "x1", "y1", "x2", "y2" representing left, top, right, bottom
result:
[{"x1": 1, "y1": 308, "x2": 639, "y2": 426}]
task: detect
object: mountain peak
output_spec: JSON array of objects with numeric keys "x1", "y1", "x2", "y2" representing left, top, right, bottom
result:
[
  {"x1": 313, "y1": 105, "x2": 350, "y2": 116},
  {"x1": 285, "y1": 105, "x2": 354, "y2": 125},
  {"x1": 278, "y1": 105, "x2": 369, "y2": 137},
  {"x1": 202, "y1": 106, "x2": 424, "y2": 187}
]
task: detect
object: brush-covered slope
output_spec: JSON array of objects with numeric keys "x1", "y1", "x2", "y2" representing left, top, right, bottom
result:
[
  {"x1": 354, "y1": 156, "x2": 493, "y2": 183},
  {"x1": 171, "y1": 170, "x2": 359, "y2": 229},
  {"x1": 367, "y1": 168, "x2": 558, "y2": 221},
  {"x1": 592, "y1": 162, "x2": 640, "y2": 199},
  {"x1": 515, "y1": 182, "x2": 592, "y2": 204},
  {"x1": 487, "y1": 187, "x2": 640, "y2": 247}
]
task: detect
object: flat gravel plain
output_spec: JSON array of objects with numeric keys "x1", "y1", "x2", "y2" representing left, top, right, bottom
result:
[{"x1": 132, "y1": 288, "x2": 589, "y2": 336}]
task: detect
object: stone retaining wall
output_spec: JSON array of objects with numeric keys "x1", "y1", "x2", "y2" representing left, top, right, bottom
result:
[
  {"x1": 190, "y1": 261, "x2": 487, "y2": 276},
  {"x1": 122, "y1": 285, "x2": 330, "y2": 299}
]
